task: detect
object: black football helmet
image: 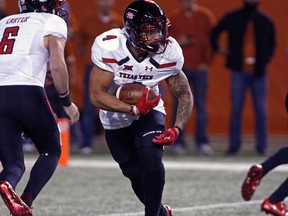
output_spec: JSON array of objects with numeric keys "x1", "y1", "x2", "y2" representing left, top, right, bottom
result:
[
  {"x1": 124, "y1": 0, "x2": 170, "y2": 54},
  {"x1": 18, "y1": 0, "x2": 66, "y2": 16}
]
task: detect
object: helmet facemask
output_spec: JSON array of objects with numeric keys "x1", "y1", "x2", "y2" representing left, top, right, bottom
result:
[{"x1": 136, "y1": 17, "x2": 170, "y2": 54}]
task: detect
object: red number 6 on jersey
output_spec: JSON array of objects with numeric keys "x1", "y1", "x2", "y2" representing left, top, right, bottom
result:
[{"x1": 0, "y1": 26, "x2": 19, "y2": 54}]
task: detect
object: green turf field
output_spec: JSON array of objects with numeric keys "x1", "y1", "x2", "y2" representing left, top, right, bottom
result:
[{"x1": 1, "y1": 152, "x2": 288, "y2": 216}]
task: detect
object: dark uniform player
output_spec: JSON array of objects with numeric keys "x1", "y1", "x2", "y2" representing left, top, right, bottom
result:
[
  {"x1": 0, "y1": 0, "x2": 79, "y2": 215},
  {"x1": 241, "y1": 92, "x2": 288, "y2": 216},
  {"x1": 89, "y1": 1, "x2": 193, "y2": 215}
]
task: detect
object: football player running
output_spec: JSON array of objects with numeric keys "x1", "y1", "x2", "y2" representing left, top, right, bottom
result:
[
  {"x1": 0, "y1": 0, "x2": 79, "y2": 215},
  {"x1": 90, "y1": 0, "x2": 193, "y2": 215},
  {"x1": 241, "y1": 92, "x2": 288, "y2": 216}
]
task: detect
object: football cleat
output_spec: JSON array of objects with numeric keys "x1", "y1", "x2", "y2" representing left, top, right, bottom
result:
[
  {"x1": 164, "y1": 205, "x2": 173, "y2": 216},
  {"x1": 261, "y1": 198, "x2": 288, "y2": 216},
  {"x1": 241, "y1": 164, "x2": 263, "y2": 201},
  {"x1": 0, "y1": 181, "x2": 32, "y2": 216}
]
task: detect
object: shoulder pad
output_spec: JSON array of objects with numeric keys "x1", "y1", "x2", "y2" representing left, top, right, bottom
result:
[{"x1": 96, "y1": 29, "x2": 121, "y2": 51}]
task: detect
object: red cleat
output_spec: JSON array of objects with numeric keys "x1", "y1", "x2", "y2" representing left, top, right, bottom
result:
[
  {"x1": 0, "y1": 181, "x2": 32, "y2": 216},
  {"x1": 261, "y1": 198, "x2": 288, "y2": 216},
  {"x1": 164, "y1": 205, "x2": 173, "y2": 216},
  {"x1": 241, "y1": 164, "x2": 263, "y2": 201}
]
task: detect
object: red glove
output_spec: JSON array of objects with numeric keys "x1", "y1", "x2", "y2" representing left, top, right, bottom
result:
[
  {"x1": 152, "y1": 127, "x2": 179, "y2": 146},
  {"x1": 135, "y1": 87, "x2": 161, "y2": 115}
]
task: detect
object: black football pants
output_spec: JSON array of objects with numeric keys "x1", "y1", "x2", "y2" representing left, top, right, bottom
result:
[
  {"x1": 0, "y1": 85, "x2": 61, "y2": 204},
  {"x1": 105, "y1": 110, "x2": 168, "y2": 216}
]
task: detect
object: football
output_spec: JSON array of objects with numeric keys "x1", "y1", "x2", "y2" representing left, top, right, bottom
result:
[{"x1": 115, "y1": 83, "x2": 158, "y2": 105}]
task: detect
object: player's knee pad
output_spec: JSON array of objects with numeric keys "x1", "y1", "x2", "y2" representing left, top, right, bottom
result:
[
  {"x1": 39, "y1": 143, "x2": 61, "y2": 158},
  {"x1": 120, "y1": 162, "x2": 143, "y2": 180},
  {"x1": 141, "y1": 147, "x2": 164, "y2": 173},
  {"x1": 143, "y1": 168, "x2": 165, "y2": 190},
  {"x1": 41, "y1": 150, "x2": 61, "y2": 159},
  {"x1": 145, "y1": 165, "x2": 165, "y2": 180}
]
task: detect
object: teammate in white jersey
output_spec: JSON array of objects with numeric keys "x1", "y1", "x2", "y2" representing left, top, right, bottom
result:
[
  {"x1": 90, "y1": 1, "x2": 193, "y2": 215},
  {"x1": 0, "y1": 0, "x2": 79, "y2": 215}
]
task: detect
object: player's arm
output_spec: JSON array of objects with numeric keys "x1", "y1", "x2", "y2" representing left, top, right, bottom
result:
[
  {"x1": 45, "y1": 35, "x2": 69, "y2": 94},
  {"x1": 45, "y1": 35, "x2": 79, "y2": 124},
  {"x1": 152, "y1": 70, "x2": 193, "y2": 145},
  {"x1": 90, "y1": 66, "x2": 160, "y2": 115},
  {"x1": 166, "y1": 70, "x2": 193, "y2": 130},
  {"x1": 89, "y1": 65, "x2": 132, "y2": 114}
]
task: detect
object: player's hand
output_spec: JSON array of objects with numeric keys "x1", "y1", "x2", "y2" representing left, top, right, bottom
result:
[
  {"x1": 135, "y1": 87, "x2": 161, "y2": 115},
  {"x1": 63, "y1": 102, "x2": 80, "y2": 125},
  {"x1": 152, "y1": 127, "x2": 179, "y2": 145}
]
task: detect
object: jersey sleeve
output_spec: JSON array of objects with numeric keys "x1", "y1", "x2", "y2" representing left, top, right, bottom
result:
[
  {"x1": 167, "y1": 37, "x2": 184, "y2": 74},
  {"x1": 44, "y1": 15, "x2": 67, "y2": 41},
  {"x1": 91, "y1": 30, "x2": 120, "y2": 72}
]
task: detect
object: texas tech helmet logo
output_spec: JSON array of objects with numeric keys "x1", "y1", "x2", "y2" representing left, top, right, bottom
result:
[{"x1": 126, "y1": 9, "x2": 136, "y2": 20}]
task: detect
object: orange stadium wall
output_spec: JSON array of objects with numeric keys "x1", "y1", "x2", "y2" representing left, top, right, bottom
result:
[{"x1": 6, "y1": 0, "x2": 288, "y2": 135}]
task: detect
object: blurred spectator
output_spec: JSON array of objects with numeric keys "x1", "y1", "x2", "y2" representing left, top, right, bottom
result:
[
  {"x1": 61, "y1": 1, "x2": 84, "y2": 148},
  {"x1": 0, "y1": 0, "x2": 8, "y2": 19},
  {"x1": 211, "y1": 0, "x2": 276, "y2": 155},
  {"x1": 77, "y1": 0, "x2": 122, "y2": 155},
  {"x1": 169, "y1": 0, "x2": 216, "y2": 155}
]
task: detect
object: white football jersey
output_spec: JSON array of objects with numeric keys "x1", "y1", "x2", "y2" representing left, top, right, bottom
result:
[
  {"x1": 0, "y1": 12, "x2": 67, "y2": 87},
  {"x1": 91, "y1": 28, "x2": 184, "y2": 129}
]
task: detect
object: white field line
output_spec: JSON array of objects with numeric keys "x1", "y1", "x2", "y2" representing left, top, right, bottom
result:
[
  {"x1": 98, "y1": 200, "x2": 262, "y2": 216},
  {"x1": 22, "y1": 158, "x2": 288, "y2": 172},
  {"x1": 68, "y1": 159, "x2": 288, "y2": 172}
]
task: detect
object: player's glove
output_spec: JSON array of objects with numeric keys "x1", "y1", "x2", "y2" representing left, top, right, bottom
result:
[
  {"x1": 135, "y1": 87, "x2": 161, "y2": 115},
  {"x1": 152, "y1": 127, "x2": 180, "y2": 146}
]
